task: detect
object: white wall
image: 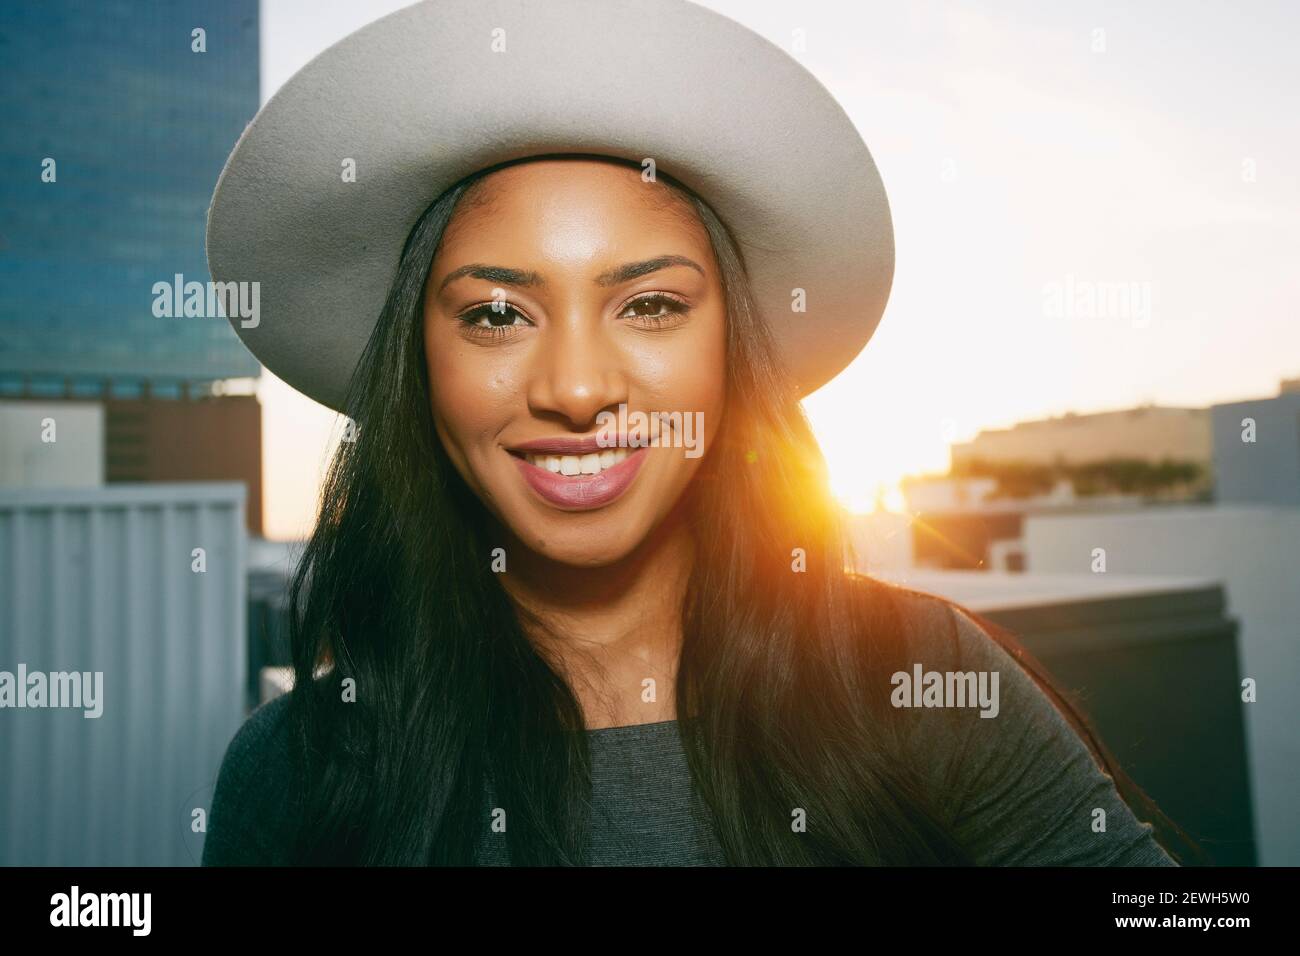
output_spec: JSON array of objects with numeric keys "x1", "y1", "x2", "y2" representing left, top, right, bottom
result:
[
  {"x1": 0, "y1": 401, "x2": 104, "y2": 487},
  {"x1": 902, "y1": 477, "x2": 999, "y2": 512},
  {"x1": 1023, "y1": 504, "x2": 1300, "y2": 865},
  {"x1": 0, "y1": 483, "x2": 248, "y2": 865}
]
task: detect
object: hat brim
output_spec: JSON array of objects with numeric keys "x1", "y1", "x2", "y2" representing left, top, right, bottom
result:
[{"x1": 206, "y1": 0, "x2": 894, "y2": 413}]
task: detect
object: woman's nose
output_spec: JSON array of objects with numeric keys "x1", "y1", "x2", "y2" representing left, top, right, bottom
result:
[{"x1": 525, "y1": 315, "x2": 629, "y2": 429}]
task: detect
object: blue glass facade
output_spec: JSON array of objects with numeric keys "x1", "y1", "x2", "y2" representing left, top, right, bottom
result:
[{"x1": 0, "y1": 0, "x2": 261, "y2": 398}]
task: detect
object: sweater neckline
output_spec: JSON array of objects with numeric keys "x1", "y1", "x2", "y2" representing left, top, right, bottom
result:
[{"x1": 585, "y1": 718, "x2": 679, "y2": 737}]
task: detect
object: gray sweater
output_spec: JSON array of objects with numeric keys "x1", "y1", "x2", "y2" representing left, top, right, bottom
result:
[{"x1": 201, "y1": 592, "x2": 1178, "y2": 866}]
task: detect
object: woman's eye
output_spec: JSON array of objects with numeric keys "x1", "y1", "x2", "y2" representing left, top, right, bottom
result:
[
  {"x1": 458, "y1": 303, "x2": 530, "y2": 337},
  {"x1": 619, "y1": 293, "x2": 689, "y2": 326},
  {"x1": 456, "y1": 294, "x2": 689, "y2": 338}
]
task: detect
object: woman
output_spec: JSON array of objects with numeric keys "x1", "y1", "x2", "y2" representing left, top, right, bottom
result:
[{"x1": 201, "y1": 0, "x2": 1192, "y2": 866}]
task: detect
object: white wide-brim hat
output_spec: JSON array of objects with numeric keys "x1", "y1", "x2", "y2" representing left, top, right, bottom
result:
[{"x1": 206, "y1": 0, "x2": 894, "y2": 413}]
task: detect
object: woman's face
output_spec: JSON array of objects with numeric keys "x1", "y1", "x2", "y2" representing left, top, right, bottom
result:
[{"x1": 423, "y1": 158, "x2": 727, "y2": 567}]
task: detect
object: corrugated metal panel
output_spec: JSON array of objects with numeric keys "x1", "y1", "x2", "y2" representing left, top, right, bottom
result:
[{"x1": 0, "y1": 483, "x2": 246, "y2": 865}]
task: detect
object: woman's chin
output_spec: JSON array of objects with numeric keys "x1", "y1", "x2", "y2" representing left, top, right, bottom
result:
[{"x1": 511, "y1": 521, "x2": 647, "y2": 569}]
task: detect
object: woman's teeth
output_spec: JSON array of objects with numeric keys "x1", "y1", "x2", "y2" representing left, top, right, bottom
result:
[{"x1": 523, "y1": 448, "x2": 631, "y2": 476}]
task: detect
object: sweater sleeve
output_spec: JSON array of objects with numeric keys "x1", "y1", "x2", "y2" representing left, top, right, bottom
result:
[
  {"x1": 897, "y1": 595, "x2": 1178, "y2": 866},
  {"x1": 201, "y1": 693, "x2": 296, "y2": 866}
]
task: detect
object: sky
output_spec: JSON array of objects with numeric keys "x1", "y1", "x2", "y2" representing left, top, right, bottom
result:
[{"x1": 252, "y1": 0, "x2": 1300, "y2": 538}]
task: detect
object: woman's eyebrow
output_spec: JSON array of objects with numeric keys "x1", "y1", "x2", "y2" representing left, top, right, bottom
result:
[
  {"x1": 437, "y1": 255, "x2": 704, "y2": 295},
  {"x1": 593, "y1": 255, "x2": 705, "y2": 286},
  {"x1": 438, "y1": 264, "x2": 543, "y2": 295}
]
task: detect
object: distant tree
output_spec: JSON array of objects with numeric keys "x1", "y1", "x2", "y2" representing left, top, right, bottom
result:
[{"x1": 949, "y1": 456, "x2": 1205, "y2": 500}]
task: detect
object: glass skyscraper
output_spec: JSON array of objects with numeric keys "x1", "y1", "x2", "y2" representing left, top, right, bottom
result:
[{"x1": 0, "y1": 0, "x2": 261, "y2": 398}]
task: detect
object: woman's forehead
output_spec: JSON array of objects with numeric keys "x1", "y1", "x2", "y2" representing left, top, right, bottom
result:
[
  {"x1": 436, "y1": 159, "x2": 711, "y2": 268},
  {"x1": 452, "y1": 158, "x2": 697, "y2": 227}
]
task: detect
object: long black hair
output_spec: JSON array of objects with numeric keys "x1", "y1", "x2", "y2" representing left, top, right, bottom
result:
[{"x1": 281, "y1": 153, "x2": 1202, "y2": 865}]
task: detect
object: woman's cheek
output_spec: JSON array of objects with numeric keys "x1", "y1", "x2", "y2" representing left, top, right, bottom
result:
[
  {"x1": 427, "y1": 351, "x2": 509, "y2": 483},
  {"x1": 637, "y1": 334, "x2": 725, "y2": 422},
  {"x1": 433, "y1": 345, "x2": 517, "y2": 424}
]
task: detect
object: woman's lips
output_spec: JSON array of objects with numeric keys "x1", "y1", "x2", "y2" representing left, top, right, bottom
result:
[{"x1": 509, "y1": 446, "x2": 647, "y2": 510}]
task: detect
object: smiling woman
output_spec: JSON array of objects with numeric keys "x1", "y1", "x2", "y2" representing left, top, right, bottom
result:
[
  {"x1": 200, "y1": 0, "x2": 1196, "y2": 867},
  {"x1": 201, "y1": 153, "x2": 1193, "y2": 867},
  {"x1": 422, "y1": 159, "x2": 725, "y2": 567}
]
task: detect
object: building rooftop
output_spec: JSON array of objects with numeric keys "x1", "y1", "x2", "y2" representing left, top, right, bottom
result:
[{"x1": 873, "y1": 568, "x2": 1223, "y2": 612}]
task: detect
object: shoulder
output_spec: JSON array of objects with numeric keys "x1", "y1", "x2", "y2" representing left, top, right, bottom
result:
[
  {"x1": 845, "y1": 571, "x2": 998, "y2": 668},
  {"x1": 202, "y1": 692, "x2": 297, "y2": 866},
  {"x1": 847, "y1": 572, "x2": 1057, "y2": 702},
  {"x1": 221, "y1": 692, "x2": 294, "y2": 779},
  {"x1": 848, "y1": 573, "x2": 1176, "y2": 865}
]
